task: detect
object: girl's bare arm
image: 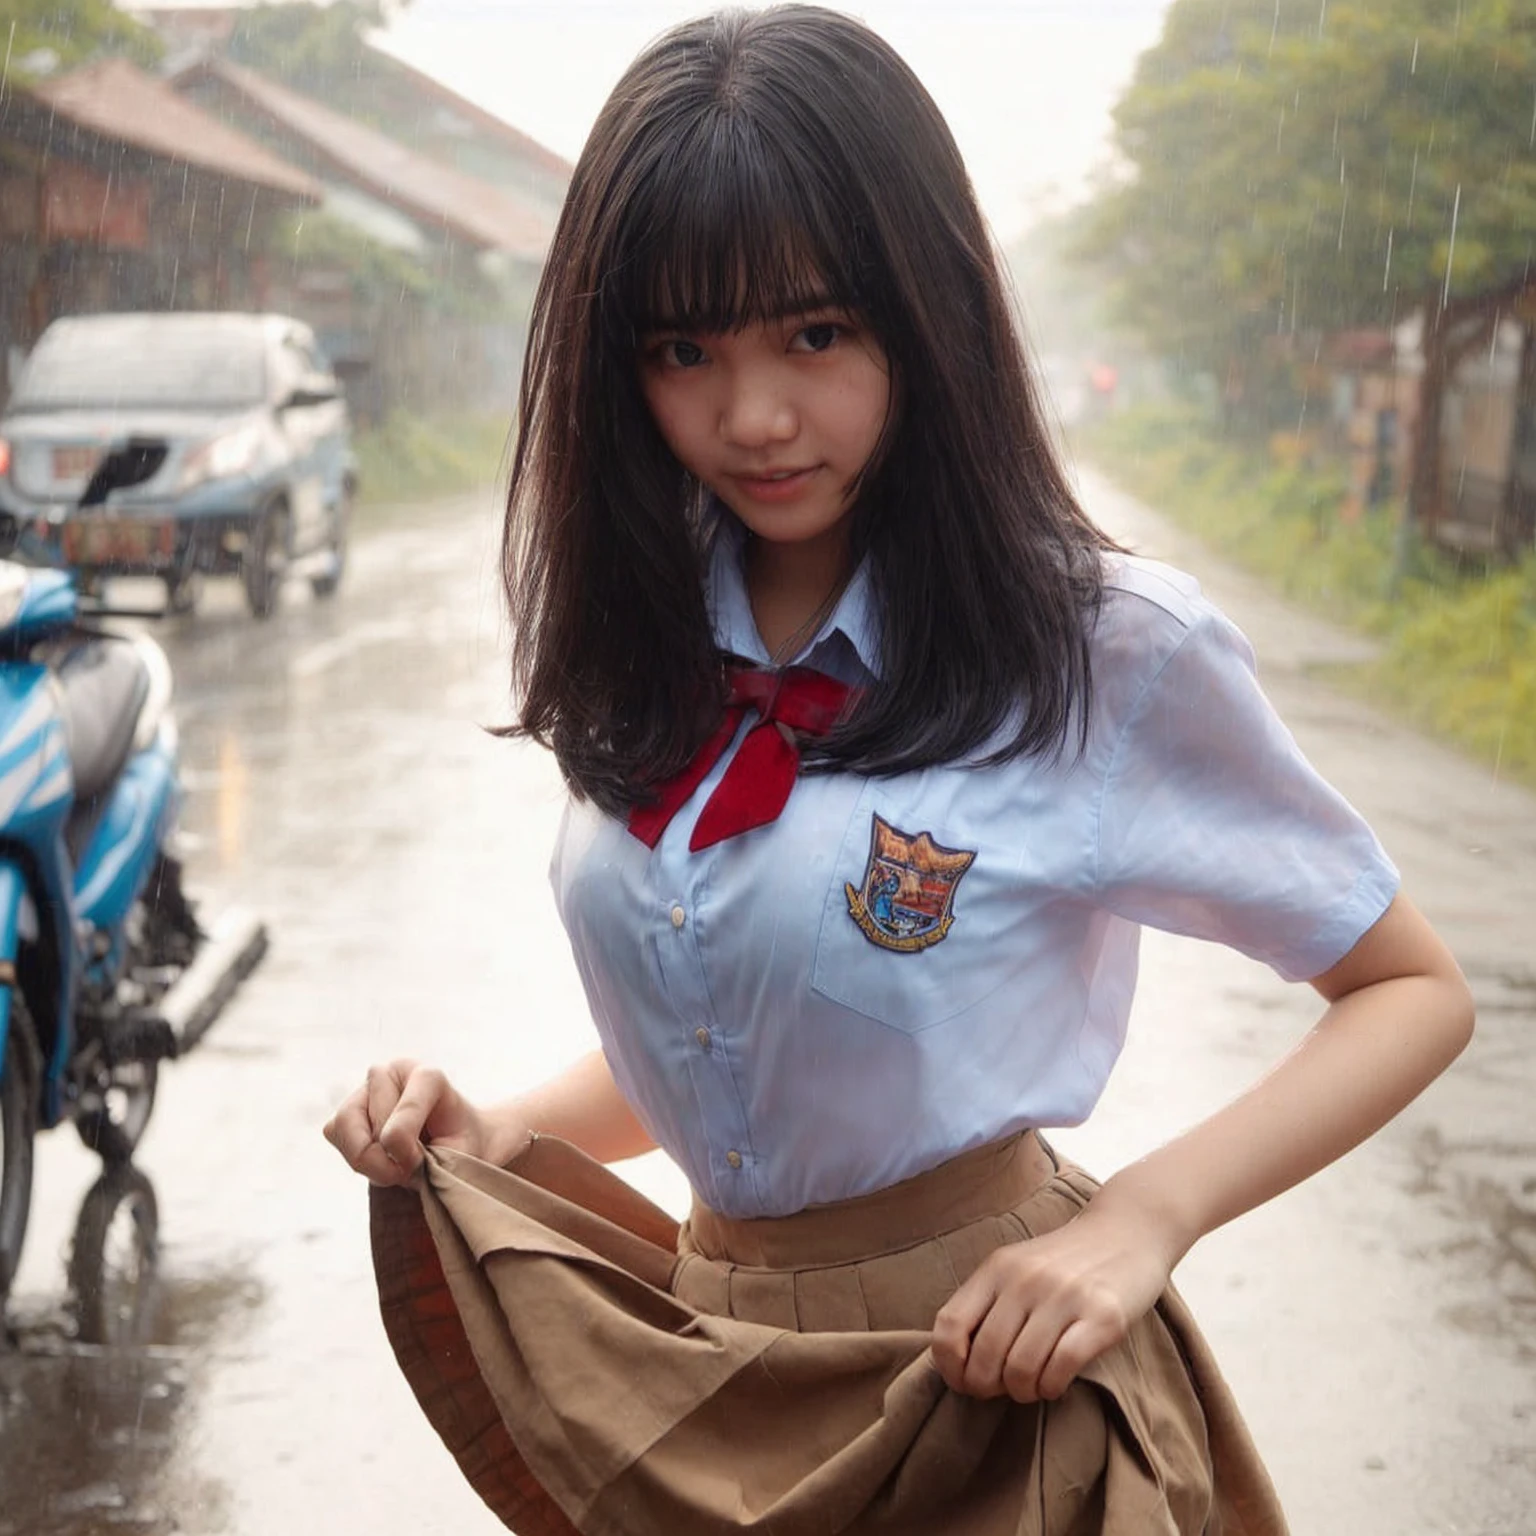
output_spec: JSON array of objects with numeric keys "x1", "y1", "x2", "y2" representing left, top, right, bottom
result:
[
  {"x1": 932, "y1": 892, "x2": 1474, "y2": 1402},
  {"x1": 1097, "y1": 891, "x2": 1472, "y2": 1251},
  {"x1": 324, "y1": 1047, "x2": 657, "y2": 1186},
  {"x1": 490, "y1": 1048, "x2": 658, "y2": 1165}
]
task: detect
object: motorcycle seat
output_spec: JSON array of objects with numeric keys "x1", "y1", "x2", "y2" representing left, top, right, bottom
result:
[{"x1": 56, "y1": 636, "x2": 151, "y2": 804}]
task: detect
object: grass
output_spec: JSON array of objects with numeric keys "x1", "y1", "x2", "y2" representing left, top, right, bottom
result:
[
  {"x1": 1076, "y1": 401, "x2": 1536, "y2": 790},
  {"x1": 353, "y1": 412, "x2": 511, "y2": 510}
]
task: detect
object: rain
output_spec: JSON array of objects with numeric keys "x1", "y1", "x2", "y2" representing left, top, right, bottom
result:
[{"x1": 0, "y1": 2, "x2": 1532, "y2": 1534}]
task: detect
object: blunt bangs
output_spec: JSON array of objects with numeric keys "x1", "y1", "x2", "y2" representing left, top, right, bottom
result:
[{"x1": 599, "y1": 91, "x2": 877, "y2": 345}]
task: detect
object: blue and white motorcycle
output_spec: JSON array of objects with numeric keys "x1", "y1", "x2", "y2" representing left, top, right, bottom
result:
[{"x1": 0, "y1": 558, "x2": 266, "y2": 1317}]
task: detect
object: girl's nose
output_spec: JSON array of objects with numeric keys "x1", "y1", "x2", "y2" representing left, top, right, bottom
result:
[{"x1": 719, "y1": 371, "x2": 797, "y2": 447}]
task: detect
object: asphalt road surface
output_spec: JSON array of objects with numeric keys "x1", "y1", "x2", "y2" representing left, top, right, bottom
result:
[{"x1": 2, "y1": 466, "x2": 1531, "y2": 1535}]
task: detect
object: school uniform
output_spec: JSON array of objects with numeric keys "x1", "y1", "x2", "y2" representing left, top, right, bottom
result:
[{"x1": 371, "y1": 518, "x2": 1399, "y2": 1534}]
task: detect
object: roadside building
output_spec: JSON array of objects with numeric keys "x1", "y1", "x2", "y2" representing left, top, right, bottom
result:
[
  {"x1": 1391, "y1": 301, "x2": 1536, "y2": 559},
  {"x1": 322, "y1": 46, "x2": 571, "y2": 222},
  {"x1": 136, "y1": 8, "x2": 571, "y2": 218},
  {"x1": 166, "y1": 55, "x2": 560, "y2": 418},
  {"x1": 1310, "y1": 330, "x2": 1412, "y2": 522},
  {"x1": 0, "y1": 58, "x2": 320, "y2": 403},
  {"x1": 1296, "y1": 303, "x2": 1536, "y2": 559}
]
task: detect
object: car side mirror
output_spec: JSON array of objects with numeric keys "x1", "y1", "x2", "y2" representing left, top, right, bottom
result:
[{"x1": 279, "y1": 384, "x2": 337, "y2": 411}]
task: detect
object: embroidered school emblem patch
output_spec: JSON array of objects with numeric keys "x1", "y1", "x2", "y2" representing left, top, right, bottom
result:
[{"x1": 845, "y1": 815, "x2": 976, "y2": 953}]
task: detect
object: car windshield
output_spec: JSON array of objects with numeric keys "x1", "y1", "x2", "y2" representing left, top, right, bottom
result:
[{"x1": 11, "y1": 319, "x2": 266, "y2": 411}]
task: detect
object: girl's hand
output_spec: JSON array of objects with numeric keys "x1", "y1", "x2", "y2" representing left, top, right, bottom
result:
[
  {"x1": 323, "y1": 1059, "x2": 509, "y2": 1186},
  {"x1": 930, "y1": 1194, "x2": 1183, "y2": 1404}
]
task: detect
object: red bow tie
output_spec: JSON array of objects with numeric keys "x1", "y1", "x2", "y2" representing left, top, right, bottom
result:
[{"x1": 628, "y1": 665, "x2": 855, "y2": 852}]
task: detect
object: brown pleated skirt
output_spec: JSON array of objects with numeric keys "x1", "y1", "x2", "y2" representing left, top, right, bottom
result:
[{"x1": 369, "y1": 1131, "x2": 1289, "y2": 1536}]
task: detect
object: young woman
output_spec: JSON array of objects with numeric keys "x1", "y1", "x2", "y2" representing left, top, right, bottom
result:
[{"x1": 324, "y1": 8, "x2": 1473, "y2": 1532}]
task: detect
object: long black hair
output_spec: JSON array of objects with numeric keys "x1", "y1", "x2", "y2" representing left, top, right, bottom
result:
[{"x1": 504, "y1": 4, "x2": 1116, "y2": 814}]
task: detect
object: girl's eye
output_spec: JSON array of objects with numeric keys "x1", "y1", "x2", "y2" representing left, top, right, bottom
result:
[
  {"x1": 659, "y1": 339, "x2": 706, "y2": 369},
  {"x1": 792, "y1": 322, "x2": 842, "y2": 354}
]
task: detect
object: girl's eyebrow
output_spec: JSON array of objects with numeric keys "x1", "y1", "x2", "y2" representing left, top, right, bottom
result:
[
  {"x1": 640, "y1": 293, "x2": 845, "y2": 335},
  {"x1": 771, "y1": 294, "x2": 849, "y2": 321}
]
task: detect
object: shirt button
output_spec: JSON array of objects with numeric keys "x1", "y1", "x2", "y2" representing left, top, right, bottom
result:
[
  {"x1": 725, "y1": 1150, "x2": 743, "y2": 1170},
  {"x1": 669, "y1": 904, "x2": 686, "y2": 929},
  {"x1": 695, "y1": 1026, "x2": 712, "y2": 1051}
]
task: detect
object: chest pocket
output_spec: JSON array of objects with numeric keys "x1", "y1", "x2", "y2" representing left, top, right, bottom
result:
[{"x1": 810, "y1": 784, "x2": 999, "y2": 1033}]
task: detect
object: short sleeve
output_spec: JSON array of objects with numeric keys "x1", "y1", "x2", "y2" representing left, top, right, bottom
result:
[{"x1": 1094, "y1": 604, "x2": 1399, "y2": 982}]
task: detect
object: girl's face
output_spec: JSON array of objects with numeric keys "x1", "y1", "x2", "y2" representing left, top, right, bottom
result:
[{"x1": 638, "y1": 303, "x2": 891, "y2": 566}]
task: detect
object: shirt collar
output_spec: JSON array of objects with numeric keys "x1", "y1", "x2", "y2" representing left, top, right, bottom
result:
[{"x1": 705, "y1": 511, "x2": 882, "y2": 683}]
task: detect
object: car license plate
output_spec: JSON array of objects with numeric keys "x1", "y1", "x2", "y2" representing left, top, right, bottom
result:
[
  {"x1": 62, "y1": 516, "x2": 175, "y2": 568},
  {"x1": 52, "y1": 445, "x2": 103, "y2": 481}
]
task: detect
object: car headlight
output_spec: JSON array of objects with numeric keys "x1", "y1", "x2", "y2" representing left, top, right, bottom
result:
[{"x1": 177, "y1": 423, "x2": 265, "y2": 492}]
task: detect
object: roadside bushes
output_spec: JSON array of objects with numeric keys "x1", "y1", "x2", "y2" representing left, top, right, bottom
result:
[
  {"x1": 1079, "y1": 402, "x2": 1536, "y2": 788},
  {"x1": 353, "y1": 413, "x2": 511, "y2": 509}
]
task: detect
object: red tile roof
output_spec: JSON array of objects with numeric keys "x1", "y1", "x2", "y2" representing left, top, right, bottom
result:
[
  {"x1": 30, "y1": 58, "x2": 321, "y2": 202},
  {"x1": 177, "y1": 58, "x2": 554, "y2": 258}
]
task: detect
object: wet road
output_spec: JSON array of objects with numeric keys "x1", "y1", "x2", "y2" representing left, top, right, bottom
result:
[{"x1": 2, "y1": 470, "x2": 1533, "y2": 1534}]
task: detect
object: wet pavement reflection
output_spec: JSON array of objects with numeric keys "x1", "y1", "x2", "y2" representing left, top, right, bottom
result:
[
  {"x1": 1, "y1": 1165, "x2": 256, "y2": 1535},
  {"x1": 0, "y1": 479, "x2": 1532, "y2": 1535}
]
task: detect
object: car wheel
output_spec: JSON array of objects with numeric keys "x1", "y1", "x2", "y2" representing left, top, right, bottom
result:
[
  {"x1": 242, "y1": 502, "x2": 290, "y2": 619},
  {"x1": 309, "y1": 486, "x2": 350, "y2": 599}
]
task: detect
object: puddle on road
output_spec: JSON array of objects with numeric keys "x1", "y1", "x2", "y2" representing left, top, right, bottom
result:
[{"x1": 0, "y1": 1180, "x2": 262, "y2": 1536}]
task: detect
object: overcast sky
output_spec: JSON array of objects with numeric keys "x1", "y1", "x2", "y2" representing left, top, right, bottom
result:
[{"x1": 376, "y1": 1, "x2": 1175, "y2": 242}]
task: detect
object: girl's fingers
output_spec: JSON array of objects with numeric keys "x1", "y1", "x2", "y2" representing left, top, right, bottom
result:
[
  {"x1": 350, "y1": 1141, "x2": 418, "y2": 1187},
  {"x1": 321, "y1": 1085, "x2": 374, "y2": 1165},
  {"x1": 366, "y1": 1060, "x2": 415, "y2": 1146},
  {"x1": 322, "y1": 1082, "x2": 415, "y2": 1187},
  {"x1": 377, "y1": 1065, "x2": 450, "y2": 1172},
  {"x1": 1000, "y1": 1289, "x2": 1131, "y2": 1403},
  {"x1": 958, "y1": 1289, "x2": 1033, "y2": 1398},
  {"x1": 323, "y1": 1059, "x2": 442, "y2": 1185},
  {"x1": 1034, "y1": 1317, "x2": 1111, "y2": 1403},
  {"x1": 933, "y1": 1242, "x2": 1137, "y2": 1403},
  {"x1": 999, "y1": 1300, "x2": 1078, "y2": 1403},
  {"x1": 931, "y1": 1271, "x2": 997, "y2": 1390}
]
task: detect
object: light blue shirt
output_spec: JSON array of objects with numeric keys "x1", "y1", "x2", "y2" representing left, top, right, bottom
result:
[{"x1": 550, "y1": 522, "x2": 1400, "y2": 1218}]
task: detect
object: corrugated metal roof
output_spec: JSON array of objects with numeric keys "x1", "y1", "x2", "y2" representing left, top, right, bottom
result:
[
  {"x1": 177, "y1": 58, "x2": 554, "y2": 259},
  {"x1": 30, "y1": 58, "x2": 321, "y2": 202}
]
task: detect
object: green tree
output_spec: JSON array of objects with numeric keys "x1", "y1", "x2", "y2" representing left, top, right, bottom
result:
[
  {"x1": 1084, "y1": 0, "x2": 1536, "y2": 528},
  {"x1": 223, "y1": 0, "x2": 408, "y2": 125},
  {"x1": 0, "y1": 0, "x2": 159, "y2": 76}
]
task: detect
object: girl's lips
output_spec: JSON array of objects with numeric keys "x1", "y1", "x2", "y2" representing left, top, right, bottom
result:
[{"x1": 729, "y1": 466, "x2": 821, "y2": 503}]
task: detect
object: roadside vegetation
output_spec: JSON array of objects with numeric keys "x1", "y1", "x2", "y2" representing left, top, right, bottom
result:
[
  {"x1": 1079, "y1": 402, "x2": 1536, "y2": 789},
  {"x1": 353, "y1": 413, "x2": 510, "y2": 509},
  {"x1": 1050, "y1": 0, "x2": 1536, "y2": 791}
]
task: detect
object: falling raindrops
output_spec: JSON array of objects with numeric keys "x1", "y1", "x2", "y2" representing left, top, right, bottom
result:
[{"x1": 1442, "y1": 182, "x2": 1461, "y2": 311}]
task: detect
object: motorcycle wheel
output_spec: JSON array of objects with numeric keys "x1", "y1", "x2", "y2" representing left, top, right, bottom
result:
[
  {"x1": 0, "y1": 1004, "x2": 39, "y2": 1307},
  {"x1": 70, "y1": 1164, "x2": 160, "y2": 1347},
  {"x1": 75, "y1": 1058, "x2": 158, "y2": 1166}
]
